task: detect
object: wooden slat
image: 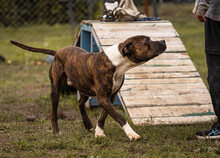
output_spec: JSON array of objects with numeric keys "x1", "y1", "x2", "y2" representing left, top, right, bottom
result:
[
  {"x1": 124, "y1": 78, "x2": 203, "y2": 85},
  {"x1": 143, "y1": 59, "x2": 194, "y2": 66},
  {"x1": 94, "y1": 25, "x2": 175, "y2": 32},
  {"x1": 125, "y1": 72, "x2": 200, "y2": 79},
  {"x1": 82, "y1": 20, "x2": 170, "y2": 25},
  {"x1": 153, "y1": 53, "x2": 190, "y2": 60},
  {"x1": 121, "y1": 83, "x2": 207, "y2": 91},
  {"x1": 126, "y1": 65, "x2": 197, "y2": 73},
  {"x1": 127, "y1": 104, "x2": 214, "y2": 118},
  {"x1": 120, "y1": 89, "x2": 209, "y2": 96},
  {"x1": 165, "y1": 45, "x2": 186, "y2": 52},
  {"x1": 95, "y1": 27, "x2": 179, "y2": 39},
  {"x1": 132, "y1": 115, "x2": 216, "y2": 125},
  {"x1": 122, "y1": 94, "x2": 212, "y2": 107},
  {"x1": 93, "y1": 22, "x2": 173, "y2": 30}
]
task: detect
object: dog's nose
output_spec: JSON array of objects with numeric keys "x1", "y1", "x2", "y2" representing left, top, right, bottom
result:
[{"x1": 160, "y1": 40, "x2": 166, "y2": 44}]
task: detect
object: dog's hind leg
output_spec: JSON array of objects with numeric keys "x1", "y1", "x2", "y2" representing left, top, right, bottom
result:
[
  {"x1": 78, "y1": 93, "x2": 93, "y2": 131},
  {"x1": 49, "y1": 63, "x2": 65, "y2": 134},
  {"x1": 50, "y1": 85, "x2": 61, "y2": 134}
]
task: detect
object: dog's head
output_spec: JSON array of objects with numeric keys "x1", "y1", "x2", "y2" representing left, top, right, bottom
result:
[{"x1": 118, "y1": 35, "x2": 166, "y2": 63}]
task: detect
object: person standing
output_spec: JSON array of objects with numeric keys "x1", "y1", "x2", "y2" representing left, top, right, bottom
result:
[{"x1": 193, "y1": 0, "x2": 220, "y2": 139}]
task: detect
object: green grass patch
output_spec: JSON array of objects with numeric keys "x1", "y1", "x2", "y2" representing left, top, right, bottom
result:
[{"x1": 0, "y1": 24, "x2": 77, "y2": 64}]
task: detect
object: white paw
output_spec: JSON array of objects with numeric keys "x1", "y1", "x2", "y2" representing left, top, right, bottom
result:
[
  {"x1": 127, "y1": 133, "x2": 141, "y2": 141},
  {"x1": 95, "y1": 125, "x2": 106, "y2": 137},
  {"x1": 122, "y1": 122, "x2": 141, "y2": 141}
]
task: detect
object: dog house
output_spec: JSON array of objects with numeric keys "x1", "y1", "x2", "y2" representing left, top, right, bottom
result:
[{"x1": 73, "y1": 20, "x2": 215, "y2": 125}]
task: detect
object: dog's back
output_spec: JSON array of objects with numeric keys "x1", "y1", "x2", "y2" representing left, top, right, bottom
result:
[{"x1": 54, "y1": 46, "x2": 116, "y2": 97}]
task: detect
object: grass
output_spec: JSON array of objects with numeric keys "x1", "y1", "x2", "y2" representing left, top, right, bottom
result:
[
  {"x1": 0, "y1": 24, "x2": 76, "y2": 64},
  {"x1": 0, "y1": 3, "x2": 220, "y2": 158}
]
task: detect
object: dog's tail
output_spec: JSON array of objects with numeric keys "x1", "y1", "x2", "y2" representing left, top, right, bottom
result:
[{"x1": 10, "y1": 40, "x2": 56, "y2": 56}]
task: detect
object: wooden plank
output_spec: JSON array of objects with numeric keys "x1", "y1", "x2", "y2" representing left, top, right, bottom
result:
[
  {"x1": 126, "y1": 67, "x2": 196, "y2": 74},
  {"x1": 144, "y1": 53, "x2": 190, "y2": 60},
  {"x1": 82, "y1": 20, "x2": 170, "y2": 25},
  {"x1": 99, "y1": 37, "x2": 183, "y2": 46},
  {"x1": 126, "y1": 65, "x2": 197, "y2": 73},
  {"x1": 121, "y1": 83, "x2": 207, "y2": 91},
  {"x1": 123, "y1": 78, "x2": 203, "y2": 85},
  {"x1": 126, "y1": 104, "x2": 214, "y2": 118},
  {"x1": 132, "y1": 115, "x2": 216, "y2": 125},
  {"x1": 92, "y1": 29, "x2": 102, "y2": 51},
  {"x1": 165, "y1": 45, "x2": 186, "y2": 52},
  {"x1": 93, "y1": 22, "x2": 173, "y2": 30},
  {"x1": 125, "y1": 72, "x2": 200, "y2": 79},
  {"x1": 73, "y1": 27, "x2": 81, "y2": 46},
  {"x1": 88, "y1": 20, "x2": 169, "y2": 23},
  {"x1": 143, "y1": 59, "x2": 194, "y2": 66},
  {"x1": 94, "y1": 25, "x2": 175, "y2": 32},
  {"x1": 122, "y1": 94, "x2": 212, "y2": 107},
  {"x1": 190, "y1": 105, "x2": 214, "y2": 116},
  {"x1": 95, "y1": 27, "x2": 179, "y2": 39},
  {"x1": 120, "y1": 88, "x2": 209, "y2": 96}
]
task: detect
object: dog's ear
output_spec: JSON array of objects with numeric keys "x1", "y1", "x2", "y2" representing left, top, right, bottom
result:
[{"x1": 118, "y1": 42, "x2": 132, "y2": 57}]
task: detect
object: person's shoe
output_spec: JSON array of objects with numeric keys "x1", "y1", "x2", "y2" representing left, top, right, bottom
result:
[{"x1": 196, "y1": 122, "x2": 220, "y2": 140}]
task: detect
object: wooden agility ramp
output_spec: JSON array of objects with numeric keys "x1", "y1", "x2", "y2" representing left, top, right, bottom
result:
[{"x1": 75, "y1": 20, "x2": 216, "y2": 125}]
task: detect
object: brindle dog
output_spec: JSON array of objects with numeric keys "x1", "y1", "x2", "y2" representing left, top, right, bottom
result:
[{"x1": 11, "y1": 35, "x2": 166, "y2": 140}]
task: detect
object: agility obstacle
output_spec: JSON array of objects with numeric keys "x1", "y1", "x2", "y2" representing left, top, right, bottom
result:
[{"x1": 74, "y1": 20, "x2": 215, "y2": 125}]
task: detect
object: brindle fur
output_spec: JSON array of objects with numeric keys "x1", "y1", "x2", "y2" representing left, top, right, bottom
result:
[
  {"x1": 10, "y1": 36, "x2": 166, "y2": 139},
  {"x1": 48, "y1": 46, "x2": 122, "y2": 133}
]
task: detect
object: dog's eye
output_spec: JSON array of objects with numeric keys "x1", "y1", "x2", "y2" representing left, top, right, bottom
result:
[{"x1": 145, "y1": 39, "x2": 151, "y2": 48}]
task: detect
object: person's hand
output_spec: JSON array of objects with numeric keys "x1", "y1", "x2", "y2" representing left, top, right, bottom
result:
[{"x1": 195, "y1": 15, "x2": 206, "y2": 22}]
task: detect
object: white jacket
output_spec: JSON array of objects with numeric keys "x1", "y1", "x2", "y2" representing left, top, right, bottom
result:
[{"x1": 193, "y1": 0, "x2": 220, "y2": 21}]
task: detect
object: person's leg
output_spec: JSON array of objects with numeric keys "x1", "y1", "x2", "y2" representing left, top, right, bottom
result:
[
  {"x1": 196, "y1": 18, "x2": 220, "y2": 139},
  {"x1": 205, "y1": 18, "x2": 220, "y2": 122},
  {"x1": 206, "y1": 54, "x2": 220, "y2": 122},
  {"x1": 205, "y1": 18, "x2": 220, "y2": 54}
]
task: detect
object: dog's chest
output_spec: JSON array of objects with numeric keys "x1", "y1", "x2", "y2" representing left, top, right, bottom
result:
[
  {"x1": 112, "y1": 72, "x2": 124, "y2": 94},
  {"x1": 104, "y1": 44, "x2": 138, "y2": 94}
]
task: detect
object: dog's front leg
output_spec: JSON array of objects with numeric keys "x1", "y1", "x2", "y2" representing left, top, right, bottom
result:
[
  {"x1": 97, "y1": 96, "x2": 140, "y2": 141},
  {"x1": 95, "y1": 94, "x2": 117, "y2": 137},
  {"x1": 95, "y1": 109, "x2": 108, "y2": 137},
  {"x1": 78, "y1": 93, "x2": 93, "y2": 131}
]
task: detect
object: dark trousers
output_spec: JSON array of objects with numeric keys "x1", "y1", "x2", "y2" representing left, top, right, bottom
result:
[
  {"x1": 205, "y1": 18, "x2": 220, "y2": 122},
  {"x1": 206, "y1": 54, "x2": 220, "y2": 121}
]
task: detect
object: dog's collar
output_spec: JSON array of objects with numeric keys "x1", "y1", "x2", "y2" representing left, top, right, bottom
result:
[
  {"x1": 104, "y1": 44, "x2": 124, "y2": 67},
  {"x1": 104, "y1": 44, "x2": 143, "y2": 66}
]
